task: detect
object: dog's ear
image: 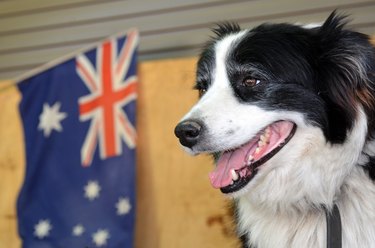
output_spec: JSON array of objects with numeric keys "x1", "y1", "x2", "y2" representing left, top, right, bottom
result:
[{"x1": 315, "y1": 11, "x2": 375, "y2": 141}]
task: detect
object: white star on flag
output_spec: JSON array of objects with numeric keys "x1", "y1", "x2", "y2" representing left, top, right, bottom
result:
[
  {"x1": 92, "y1": 229, "x2": 110, "y2": 247},
  {"x1": 38, "y1": 102, "x2": 67, "y2": 137},
  {"x1": 34, "y1": 219, "x2": 52, "y2": 239},
  {"x1": 116, "y1": 197, "x2": 132, "y2": 216},
  {"x1": 72, "y1": 224, "x2": 85, "y2": 236},
  {"x1": 84, "y1": 180, "x2": 101, "y2": 201}
]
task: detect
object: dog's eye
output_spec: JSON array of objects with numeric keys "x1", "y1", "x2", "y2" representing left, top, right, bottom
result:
[
  {"x1": 198, "y1": 88, "x2": 207, "y2": 97},
  {"x1": 194, "y1": 82, "x2": 208, "y2": 97},
  {"x1": 242, "y1": 77, "x2": 261, "y2": 87}
]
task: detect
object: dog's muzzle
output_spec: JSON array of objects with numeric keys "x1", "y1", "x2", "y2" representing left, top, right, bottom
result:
[{"x1": 174, "y1": 120, "x2": 203, "y2": 148}]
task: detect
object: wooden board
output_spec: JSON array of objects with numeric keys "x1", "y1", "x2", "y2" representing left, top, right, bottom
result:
[
  {"x1": 0, "y1": 83, "x2": 23, "y2": 248},
  {"x1": 135, "y1": 57, "x2": 239, "y2": 248},
  {"x1": 0, "y1": 57, "x2": 240, "y2": 247}
]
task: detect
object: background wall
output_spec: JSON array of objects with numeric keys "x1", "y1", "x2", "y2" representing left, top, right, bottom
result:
[
  {"x1": 1, "y1": 0, "x2": 375, "y2": 80},
  {"x1": 0, "y1": 82, "x2": 24, "y2": 248},
  {"x1": 136, "y1": 58, "x2": 239, "y2": 248}
]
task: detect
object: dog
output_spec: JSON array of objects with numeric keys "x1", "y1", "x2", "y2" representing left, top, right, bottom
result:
[{"x1": 174, "y1": 11, "x2": 375, "y2": 248}]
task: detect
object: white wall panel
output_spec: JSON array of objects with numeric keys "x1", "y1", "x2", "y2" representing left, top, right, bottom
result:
[
  {"x1": 0, "y1": 0, "x2": 222, "y2": 33},
  {"x1": 0, "y1": 0, "x2": 374, "y2": 80},
  {"x1": 2, "y1": 7, "x2": 375, "y2": 69},
  {"x1": 0, "y1": 0, "x2": 104, "y2": 15}
]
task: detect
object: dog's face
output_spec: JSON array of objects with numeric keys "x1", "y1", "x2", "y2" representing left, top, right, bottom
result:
[{"x1": 175, "y1": 13, "x2": 375, "y2": 208}]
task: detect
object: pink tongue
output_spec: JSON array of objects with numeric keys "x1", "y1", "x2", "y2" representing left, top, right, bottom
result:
[
  {"x1": 209, "y1": 146, "x2": 250, "y2": 189},
  {"x1": 208, "y1": 121, "x2": 294, "y2": 189}
]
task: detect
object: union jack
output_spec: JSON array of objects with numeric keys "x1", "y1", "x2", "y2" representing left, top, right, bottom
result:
[{"x1": 76, "y1": 30, "x2": 138, "y2": 166}]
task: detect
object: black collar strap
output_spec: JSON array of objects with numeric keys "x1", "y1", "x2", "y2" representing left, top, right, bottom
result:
[{"x1": 325, "y1": 204, "x2": 342, "y2": 248}]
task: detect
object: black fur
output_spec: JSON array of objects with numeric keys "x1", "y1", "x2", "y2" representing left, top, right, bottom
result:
[{"x1": 364, "y1": 155, "x2": 375, "y2": 180}]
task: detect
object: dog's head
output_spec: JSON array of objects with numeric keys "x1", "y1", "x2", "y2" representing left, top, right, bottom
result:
[{"x1": 175, "y1": 12, "x2": 375, "y2": 209}]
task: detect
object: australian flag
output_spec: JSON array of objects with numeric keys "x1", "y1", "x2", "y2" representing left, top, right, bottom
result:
[{"x1": 16, "y1": 30, "x2": 139, "y2": 248}]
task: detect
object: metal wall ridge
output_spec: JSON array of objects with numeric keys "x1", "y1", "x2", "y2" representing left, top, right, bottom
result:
[
  {"x1": 0, "y1": 0, "x2": 123, "y2": 19},
  {"x1": 0, "y1": 0, "x2": 252, "y2": 36}
]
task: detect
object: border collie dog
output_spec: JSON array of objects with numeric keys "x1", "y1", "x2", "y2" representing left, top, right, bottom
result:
[{"x1": 175, "y1": 12, "x2": 375, "y2": 248}]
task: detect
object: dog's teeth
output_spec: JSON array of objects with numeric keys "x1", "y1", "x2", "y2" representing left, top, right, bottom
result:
[
  {"x1": 255, "y1": 147, "x2": 260, "y2": 154},
  {"x1": 260, "y1": 133, "x2": 270, "y2": 146},
  {"x1": 231, "y1": 169, "x2": 239, "y2": 181},
  {"x1": 247, "y1": 155, "x2": 254, "y2": 164}
]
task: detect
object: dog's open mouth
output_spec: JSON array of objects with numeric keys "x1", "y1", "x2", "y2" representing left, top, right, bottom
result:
[{"x1": 209, "y1": 121, "x2": 297, "y2": 194}]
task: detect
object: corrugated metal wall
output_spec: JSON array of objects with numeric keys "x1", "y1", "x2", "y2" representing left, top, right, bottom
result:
[{"x1": 0, "y1": 0, "x2": 374, "y2": 80}]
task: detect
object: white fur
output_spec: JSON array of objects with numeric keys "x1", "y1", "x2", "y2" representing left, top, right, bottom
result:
[
  {"x1": 237, "y1": 110, "x2": 375, "y2": 248},
  {"x1": 302, "y1": 23, "x2": 322, "y2": 29}
]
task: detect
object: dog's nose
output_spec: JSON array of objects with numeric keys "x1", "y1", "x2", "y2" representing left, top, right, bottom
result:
[{"x1": 174, "y1": 120, "x2": 203, "y2": 148}]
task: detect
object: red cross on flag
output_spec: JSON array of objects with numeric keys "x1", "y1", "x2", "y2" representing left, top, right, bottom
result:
[{"x1": 77, "y1": 30, "x2": 138, "y2": 167}]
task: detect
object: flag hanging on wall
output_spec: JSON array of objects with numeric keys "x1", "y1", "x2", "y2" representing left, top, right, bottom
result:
[{"x1": 16, "y1": 29, "x2": 138, "y2": 248}]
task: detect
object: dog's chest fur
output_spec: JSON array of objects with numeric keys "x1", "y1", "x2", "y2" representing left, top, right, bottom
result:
[{"x1": 236, "y1": 165, "x2": 375, "y2": 248}]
